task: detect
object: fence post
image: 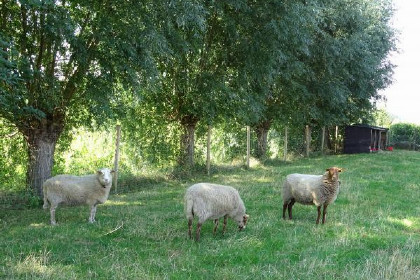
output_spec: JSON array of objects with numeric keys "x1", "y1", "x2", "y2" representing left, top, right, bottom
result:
[
  {"x1": 305, "y1": 125, "x2": 311, "y2": 157},
  {"x1": 283, "y1": 126, "x2": 288, "y2": 161},
  {"x1": 246, "y1": 126, "x2": 250, "y2": 169},
  {"x1": 114, "y1": 125, "x2": 121, "y2": 194},
  {"x1": 207, "y1": 125, "x2": 211, "y2": 176},
  {"x1": 334, "y1": 126, "x2": 339, "y2": 154},
  {"x1": 321, "y1": 126, "x2": 325, "y2": 155}
]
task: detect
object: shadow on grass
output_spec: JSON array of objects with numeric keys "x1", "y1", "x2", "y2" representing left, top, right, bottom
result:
[{"x1": 115, "y1": 173, "x2": 167, "y2": 194}]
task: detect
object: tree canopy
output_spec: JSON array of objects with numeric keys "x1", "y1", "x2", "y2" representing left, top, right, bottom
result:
[{"x1": 0, "y1": 0, "x2": 396, "y2": 196}]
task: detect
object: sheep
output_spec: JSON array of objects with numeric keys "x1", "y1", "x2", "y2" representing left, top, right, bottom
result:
[
  {"x1": 42, "y1": 168, "x2": 114, "y2": 225},
  {"x1": 282, "y1": 167, "x2": 342, "y2": 224},
  {"x1": 184, "y1": 183, "x2": 249, "y2": 241}
]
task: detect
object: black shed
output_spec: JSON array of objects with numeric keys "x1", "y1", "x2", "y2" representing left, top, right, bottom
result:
[{"x1": 343, "y1": 125, "x2": 389, "y2": 154}]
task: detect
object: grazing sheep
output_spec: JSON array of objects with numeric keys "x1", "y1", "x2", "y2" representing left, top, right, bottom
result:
[
  {"x1": 184, "y1": 183, "x2": 249, "y2": 241},
  {"x1": 282, "y1": 167, "x2": 342, "y2": 224},
  {"x1": 43, "y1": 168, "x2": 114, "y2": 225}
]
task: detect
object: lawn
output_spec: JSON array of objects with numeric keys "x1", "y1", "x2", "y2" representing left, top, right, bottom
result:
[{"x1": 1, "y1": 150, "x2": 419, "y2": 279}]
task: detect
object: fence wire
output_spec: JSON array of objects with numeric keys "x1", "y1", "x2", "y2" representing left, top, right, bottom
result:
[{"x1": 0, "y1": 124, "x2": 345, "y2": 209}]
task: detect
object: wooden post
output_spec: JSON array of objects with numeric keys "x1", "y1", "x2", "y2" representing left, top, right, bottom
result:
[
  {"x1": 114, "y1": 125, "x2": 121, "y2": 194},
  {"x1": 305, "y1": 125, "x2": 310, "y2": 157},
  {"x1": 321, "y1": 126, "x2": 325, "y2": 155},
  {"x1": 246, "y1": 126, "x2": 250, "y2": 169},
  {"x1": 283, "y1": 126, "x2": 288, "y2": 161},
  {"x1": 372, "y1": 129, "x2": 376, "y2": 151},
  {"x1": 206, "y1": 125, "x2": 211, "y2": 176},
  {"x1": 378, "y1": 130, "x2": 382, "y2": 150},
  {"x1": 334, "y1": 126, "x2": 338, "y2": 154}
]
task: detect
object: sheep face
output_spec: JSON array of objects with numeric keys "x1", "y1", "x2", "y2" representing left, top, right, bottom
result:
[
  {"x1": 97, "y1": 168, "x2": 114, "y2": 186},
  {"x1": 236, "y1": 214, "x2": 249, "y2": 231},
  {"x1": 326, "y1": 167, "x2": 342, "y2": 181}
]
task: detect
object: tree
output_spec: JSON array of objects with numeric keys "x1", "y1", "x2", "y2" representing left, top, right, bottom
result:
[
  {"x1": 252, "y1": 0, "x2": 396, "y2": 158},
  {"x1": 0, "y1": 0, "x2": 181, "y2": 197},
  {"x1": 306, "y1": 0, "x2": 396, "y2": 126},
  {"x1": 372, "y1": 108, "x2": 394, "y2": 128},
  {"x1": 146, "y1": 0, "x2": 262, "y2": 167},
  {"x1": 246, "y1": 0, "x2": 317, "y2": 159}
]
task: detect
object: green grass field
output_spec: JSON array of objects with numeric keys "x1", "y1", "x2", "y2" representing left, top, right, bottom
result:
[{"x1": 1, "y1": 150, "x2": 419, "y2": 279}]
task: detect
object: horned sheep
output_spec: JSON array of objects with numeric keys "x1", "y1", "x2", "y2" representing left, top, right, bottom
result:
[
  {"x1": 184, "y1": 183, "x2": 249, "y2": 241},
  {"x1": 43, "y1": 168, "x2": 114, "y2": 225},
  {"x1": 282, "y1": 167, "x2": 342, "y2": 224}
]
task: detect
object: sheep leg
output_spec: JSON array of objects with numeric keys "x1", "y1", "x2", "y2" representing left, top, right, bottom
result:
[
  {"x1": 316, "y1": 206, "x2": 321, "y2": 224},
  {"x1": 322, "y1": 204, "x2": 328, "y2": 224},
  {"x1": 196, "y1": 223, "x2": 202, "y2": 241},
  {"x1": 50, "y1": 205, "x2": 57, "y2": 225},
  {"x1": 287, "y1": 198, "x2": 295, "y2": 220},
  {"x1": 188, "y1": 219, "x2": 193, "y2": 239},
  {"x1": 222, "y1": 215, "x2": 228, "y2": 235},
  {"x1": 89, "y1": 205, "x2": 97, "y2": 223},
  {"x1": 282, "y1": 202, "x2": 288, "y2": 219},
  {"x1": 213, "y1": 219, "x2": 219, "y2": 235}
]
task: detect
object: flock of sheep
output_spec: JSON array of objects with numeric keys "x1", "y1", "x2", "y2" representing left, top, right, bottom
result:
[{"x1": 42, "y1": 166, "x2": 343, "y2": 241}]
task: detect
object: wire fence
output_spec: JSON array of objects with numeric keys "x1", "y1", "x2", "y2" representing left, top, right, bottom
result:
[{"x1": 0, "y1": 124, "x2": 345, "y2": 209}]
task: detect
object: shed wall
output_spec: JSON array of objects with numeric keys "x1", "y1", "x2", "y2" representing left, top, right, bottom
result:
[{"x1": 344, "y1": 126, "x2": 371, "y2": 154}]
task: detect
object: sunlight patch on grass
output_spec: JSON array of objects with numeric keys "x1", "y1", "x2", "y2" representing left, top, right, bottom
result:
[
  {"x1": 106, "y1": 200, "x2": 144, "y2": 206},
  {"x1": 407, "y1": 183, "x2": 419, "y2": 190},
  {"x1": 29, "y1": 223, "x2": 46, "y2": 228},
  {"x1": 343, "y1": 245, "x2": 420, "y2": 280},
  {"x1": 13, "y1": 249, "x2": 54, "y2": 277},
  {"x1": 387, "y1": 217, "x2": 416, "y2": 228}
]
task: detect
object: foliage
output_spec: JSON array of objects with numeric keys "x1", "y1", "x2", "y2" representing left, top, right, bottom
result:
[
  {"x1": 390, "y1": 123, "x2": 420, "y2": 145},
  {"x1": 300, "y1": 0, "x2": 396, "y2": 126},
  {"x1": 0, "y1": 0, "x2": 202, "y2": 195},
  {"x1": 372, "y1": 108, "x2": 395, "y2": 128},
  {"x1": 1, "y1": 151, "x2": 419, "y2": 279},
  {"x1": 0, "y1": 0, "x2": 397, "y2": 193},
  {"x1": 0, "y1": 120, "x2": 26, "y2": 191}
]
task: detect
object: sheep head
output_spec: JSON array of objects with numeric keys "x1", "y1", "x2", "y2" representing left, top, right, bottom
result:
[
  {"x1": 97, "y1": 168, "x2": 115, "y2": 187},
  {"x1": 325, "y1": 167, "x2": 342, "y2": 181},
  {"x1": 238, "y1": 214, "x2": 249, "y2": 231}
]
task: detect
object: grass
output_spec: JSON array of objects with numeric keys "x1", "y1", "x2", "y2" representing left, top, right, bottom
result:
[{"x1": 1, "y1": 150, "x2": 419, "y2": 279}]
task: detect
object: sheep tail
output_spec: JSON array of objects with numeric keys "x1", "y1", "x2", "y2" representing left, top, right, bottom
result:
[
  {"x1": 43, "y1": 190, "x2": 49, "y2": 209},
  {"x1": 184, "y1": 194, "x2": 194, "y2": 220}
]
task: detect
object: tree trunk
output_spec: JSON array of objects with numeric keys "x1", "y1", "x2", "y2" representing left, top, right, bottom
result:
[
  {"x1": 325, "y1": 127, "x2": 333, "y2": 151},
  {"x1": 22, "y1": 118, "x2": 63, "y2": 198},
  {"x1": 254, "y1": 120, "x2": 271, "y2": 160},
  {"x1": 179, "y1": 115, "x2": 198, "y2": 167}
]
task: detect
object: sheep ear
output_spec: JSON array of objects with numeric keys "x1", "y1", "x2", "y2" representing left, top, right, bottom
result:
[
  {"x1": 338, "y1": 168, "x2": 343, "y2": 172},
  {"x1": 326, "y1": 168, "x2": 330, "y2": 171}
]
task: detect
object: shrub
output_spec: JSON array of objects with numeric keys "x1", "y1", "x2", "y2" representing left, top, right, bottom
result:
[{"x1": 390, "y1": 123, "x2": 420, "y2": 149}]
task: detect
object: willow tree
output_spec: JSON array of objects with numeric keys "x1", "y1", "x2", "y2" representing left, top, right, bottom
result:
[
  {"x1": 242, "y1": 0, "x2": 317, "y2": 159},
  {"x1": 0, "y1": 0, "x2": 180, "y2": 197},
  {"x1": 305, "y1": 0, "x2": 395, "y2": 124},
  {"x1": 148, "y1": 0, "x2": 314, "y2": 166},
  {"x1": 252, "y1": 0, "x2": 396, "y2": 158},
  {"x1": 146, "y1": 0, "x2": 261, "y2": 167}
]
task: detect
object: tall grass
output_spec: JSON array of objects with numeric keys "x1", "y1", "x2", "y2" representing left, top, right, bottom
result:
[{"x1": 1, "y1": 150, "x2": 419, "y2": 279}]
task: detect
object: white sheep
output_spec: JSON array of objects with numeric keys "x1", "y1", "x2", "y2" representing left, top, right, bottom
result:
[
  {"x1": 184, "y1": 183, "x2": 249, "y2": 241},
  {"x1": 42, "y1": 168, "x2": 114, "y2": 225},
  {"x1": 282, "y1": 167, "x2": 342, "y2": 224}
]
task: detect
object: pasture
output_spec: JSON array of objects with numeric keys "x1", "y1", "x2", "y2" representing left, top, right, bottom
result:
[{"x1": 1, "y1": 150, "x2": 419, "y2": 279}]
